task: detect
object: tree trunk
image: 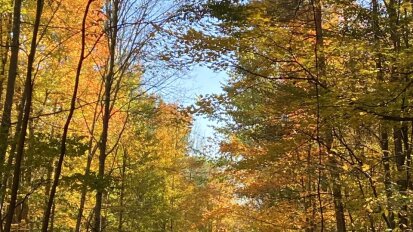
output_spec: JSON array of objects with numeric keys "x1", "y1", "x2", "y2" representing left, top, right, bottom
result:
[
  {"x1": 0, "y1": 0, "x2": 23, "y2": 186},
  {"x1": 75, "y1": 155, "x2": 93, "y2": 232},
  {"x1": 330, "y1": 157, "x2": 346, "y2": 232},
  {"x1": 94, "y1": 1, "x2": 118, "y2": 231},
  {"x1": 118, "y1": 148, "x2": 127, "y2": 232},
  {"x1": 75, "y1": 81, "x2": 102, "y2": 232},
  {"x1": 0, "y1": 12, "x2": 12, "y2": 110},
  {"x1": 3, "y1": 0, "x2": 43, "y2": 230},
  {"x1": 41, "y1": 1, "x2": 94, "y2": 231},
  {"x1": 0, "y1": 89, "x2": 24, "y2": 229},
  {"x1": 305, "y1": 144, "x2": 316, "y2": 232},
  {"x1": 381, "y1": 129, "x2": 396, "y2": 229},
  {"x1": 312, "y1": 0, "x2": 346, "y2": 230}
]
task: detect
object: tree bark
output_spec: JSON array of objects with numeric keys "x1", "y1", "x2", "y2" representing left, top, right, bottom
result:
[
  {"x1": 0, "y1": 0, "x2": 23, "y2": 187},
  {"x1": 94, "y1": 1, "x2": 118, "y2": 230},
  {"x1": 118, "y1": 148, "x2": 127, "y2": 232},
  {"x1": 0, "y1": 89, "x2": 24, "y2": 230},
  {"x1": 312, "y1": 0, "x2": 346, "y2": 230},
  {"x1": 0, "y1": 12, "x2": 12, "y2": 110},
  {"x1": 75, "y1": 80, "x2": 102, "y2": 232},
  {"x1": 381, "y1": 129, "x2": 396, "y2": 229},
  {"x1": 41, "y1": 1, "x2": 94, "y2": 231},
  {"x1": 3, "y1": 0, "x2": 43, "y2": 230}
]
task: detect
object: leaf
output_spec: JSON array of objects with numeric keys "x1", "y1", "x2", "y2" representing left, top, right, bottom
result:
[{"x1": 362, "y1": 164, "x2": 370, "y2": 172}]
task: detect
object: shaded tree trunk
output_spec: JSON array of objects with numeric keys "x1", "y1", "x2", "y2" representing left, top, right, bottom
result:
[
  {"x1": 0, "y1": 0, "x2": 23, "y2": 188},
  {"x1": 0, "y1": 88, "x2": 24, "y2": 230},
  {"x1": 381, "y1": 128, "x2": 396, "y2": 229},
  {"x1": 0, "y1": 12, "x2": 12, "y2": 109},
  {"x1": 312, "y1": 0, "x2": 346, "y2": 230},
  {"x1": 3, "y1": 0, "x2": 43, "y2": 230}
]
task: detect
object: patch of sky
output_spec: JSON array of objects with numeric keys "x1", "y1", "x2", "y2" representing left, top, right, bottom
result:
[{"x1": 159, "y1": 65, "x2": 228, "y2": 158}]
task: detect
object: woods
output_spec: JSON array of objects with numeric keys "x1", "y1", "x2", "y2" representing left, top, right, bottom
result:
[
  {"x1": 1, "y1": 0, "x2": 413, "y2": 231},
  {"x1": 190, "y1": 0, "x2": 413, "y2": 231},
  {"x1": 0, "y1": 0, "x2": 227, "y2": 231}
]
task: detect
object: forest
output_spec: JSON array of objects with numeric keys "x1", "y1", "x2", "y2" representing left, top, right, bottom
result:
[{"x1": 0, "y1": 0, "x2": 413, "y2": 231}]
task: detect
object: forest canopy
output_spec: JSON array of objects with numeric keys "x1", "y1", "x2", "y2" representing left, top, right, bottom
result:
[{"x1": 0, "y1": 0, "x2": 413, "y2": 231}]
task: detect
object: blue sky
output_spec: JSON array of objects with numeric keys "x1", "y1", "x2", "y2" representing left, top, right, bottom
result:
[
  {"x1": 186, "y1": 66, "x2": 227, "y2": 156},
  {"x1": 182, "y1": 66, "x2": 226, "y2": 137},
  {"x1": 164, "y1": 65, "x2": 227, "y2": 151}
]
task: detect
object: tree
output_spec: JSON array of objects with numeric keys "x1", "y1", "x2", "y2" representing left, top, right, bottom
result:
[
  {"x1": 187, "y1": 0, "x2": 413, "y2": 230},
  {"x1": 0, "y1": 0, "x2": 23, "y2": 188},
  {"x1": 41, "y1": 0, "x2": 95, "y2": 230},
  {"x1": 4, "y1": 0, "x2": 44, "y2": 230}
]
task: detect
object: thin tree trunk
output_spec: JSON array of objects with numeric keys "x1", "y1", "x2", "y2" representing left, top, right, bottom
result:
[
  {"x1": 398, "y1": 122, "x2": 410, "y2": 229},
  {"x1": 0, "y1": 12, "x2": 12, "y2": 110},
  {"x1": 312, "y1": 0, "x2": 346, "y2": 230},
  {"x1": 381, "y1": 129, "x2": 396, "y2": 229},
  {"x1": 44, "y1": 101, "x2": 57, "y2": 203},
  {"x1": 3, "y1": 0, "x2": 44, "y2": 230},
  {"x1": 0, "y1": 0, "x2": 23, "y2": 188},
  {"x1": 305, "y1": 144, "x2": 315, "y2": 232},
  {"x1": 325, "y1": 129, "x2": 346, "y2": 232},
  {"x1": 75, "y1": 81, "x2": 103, "y2": 232},
  {"x1": 75, "y1": 155, "x2": 92, "y2": 231},
  {"x1": 386, "y1": 0, "x2": 410, "y2": 229},
  {"x1": 330, "y1": 157, "x2": 346, "y2": 232},
  {"x1": 394, "y1": 126, "x2": 404, "y2": 172},
  {"x1": 312, "y1": 0, "x2": 325, "y2": 230},
  {"x1": 371, "y1": 0, "x2": 396, "y2": 229},
  {"x1": 118, "y1": 148, "x2": 126, "y2": 232},
  {"x1": 94, "y1": 1, "x2": 118, "y2": 230},
  {"x1": 0, "y1": 90, "x2": 24, "y2": 230},
  {"x1": 41, "y1": 1, "x2": 94, "y2": 230}
]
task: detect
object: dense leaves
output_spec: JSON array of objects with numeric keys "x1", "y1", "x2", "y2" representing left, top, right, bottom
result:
[
  {"x1": 189, "y1": 0, "x2": 413, "y2": 231},
  {"x1": 3, "y1": 0, "x2": 413, "y2": 231}
]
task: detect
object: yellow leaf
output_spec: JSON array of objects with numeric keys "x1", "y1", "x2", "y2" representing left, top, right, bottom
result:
[{"x1": 362, "y1": 164, "x2": 370, "y2": 172}]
